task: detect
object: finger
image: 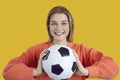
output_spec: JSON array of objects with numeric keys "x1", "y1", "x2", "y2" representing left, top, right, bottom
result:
[
  {"x1": 39, "y1": 49, "x2": 47, "y2": 58},
  {"x1": 38, "y1": 50, "x2": 47, "y2": 64},
  {"x1": 72, "y1": 50, "x2": 85, "y2": 70},
  {"x1": 42, "y1": 50, "x2": 50, "y2": 60},
  {"x1": 72, "y1": 50, "x2": 79, "y2": 61}
]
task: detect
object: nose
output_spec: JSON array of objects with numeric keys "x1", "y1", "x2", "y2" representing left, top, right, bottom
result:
[{"x1": 56, "y1": 24, "x2": 62, "y2": 30}]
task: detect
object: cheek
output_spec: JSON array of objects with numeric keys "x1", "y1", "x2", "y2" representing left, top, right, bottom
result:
[
  {"x1": 49, "y1": 27, "x2": 55, "y2": 35},
  {"x1": 49, "y1": 27, "x2": 53, "y2": 32},
  {"x1": 65, "y1": 27, "x2": 70, "y2": 34}
]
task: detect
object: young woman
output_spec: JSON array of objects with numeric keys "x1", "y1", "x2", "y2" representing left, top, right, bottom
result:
[{"x1": 3, "y1": 6, "x2": 119, "y2": 80}]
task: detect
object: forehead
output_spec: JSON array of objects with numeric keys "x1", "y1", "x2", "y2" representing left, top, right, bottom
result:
[{"x1": 50, "y1": 13, "x2": 68, "y2": 22}]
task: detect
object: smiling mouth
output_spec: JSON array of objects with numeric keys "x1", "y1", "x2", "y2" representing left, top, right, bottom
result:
[{"x1": 54, "y1": 32, "x2": 65, "y2": 36}]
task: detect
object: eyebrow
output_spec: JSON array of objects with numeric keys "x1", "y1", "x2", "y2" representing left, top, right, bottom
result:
[
  {"x1": 62, "y1": 20, "x2": 68, "y2": 22},
  {"x1": 50, "y1": 20, "x2": 68, "y2": 22}
]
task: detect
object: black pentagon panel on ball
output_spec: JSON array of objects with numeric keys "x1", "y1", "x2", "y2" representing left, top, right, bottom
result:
[
  {"x1": 58, "y1": 47, "x2": 69, "y2": 57},
  {"x1": 71, "y1": 62, "x2": 77, "y2": 72},
  {"x1": 51, "y1": 64, "x2": 63, "y2": 75},
  {"x1": 42, "y1": 50, "x2": 50, "y2": 60}
]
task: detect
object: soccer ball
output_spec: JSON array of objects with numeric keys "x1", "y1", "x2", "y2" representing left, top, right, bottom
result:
[{"x1": 42, "y1": 44, "x2": 77, "y2": 80}]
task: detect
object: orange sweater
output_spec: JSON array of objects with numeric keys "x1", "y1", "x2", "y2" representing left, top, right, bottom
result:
[{"x1": 2, "y1": 42, "x2": 119, "y2": 80}]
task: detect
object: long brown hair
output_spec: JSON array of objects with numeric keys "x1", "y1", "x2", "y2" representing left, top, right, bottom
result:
[{"x1": 46, "y1": 6, "x2": 74, "y2": 43}]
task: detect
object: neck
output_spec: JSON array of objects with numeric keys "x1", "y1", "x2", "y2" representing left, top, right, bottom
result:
[{"x1": 53, "y1": 40, "x2": 68, "y2": 45}]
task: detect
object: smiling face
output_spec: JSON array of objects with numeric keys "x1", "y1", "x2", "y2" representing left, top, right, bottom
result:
[
  {"x1": 46, "y1": 6, "x2": 74, "y2": 43},
  {"x1": 49, "y1": 13, "x2": 69, "y2": 44}
]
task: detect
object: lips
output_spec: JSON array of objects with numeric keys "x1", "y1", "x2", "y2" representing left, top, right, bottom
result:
[{"x1": 54, "y1": 32, "x2": 65, "y2": 36}]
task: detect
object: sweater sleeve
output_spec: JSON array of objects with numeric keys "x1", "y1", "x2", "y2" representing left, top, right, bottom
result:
[
  {"x1": 2, "y1": 46, "x2": 41, "y2": 80},
  {"x1": 3, "y1": 63, "x2": 35, "y2": 80},
  {"x1": 81, "y1": 45, "x2": 119, "y2": 79}
]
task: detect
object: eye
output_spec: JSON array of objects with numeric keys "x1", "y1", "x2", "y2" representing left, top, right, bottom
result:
[
  {"x1": 62, "y1": 22, "x2": 67, "y2": 25},
  {"x1": 50, "y1": 23, "x2": 57, "y2": 25}
]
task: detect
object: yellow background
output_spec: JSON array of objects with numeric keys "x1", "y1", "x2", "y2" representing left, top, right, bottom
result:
[{"x1": 0, "y1": 0, "x2": 120, "y2": 80}]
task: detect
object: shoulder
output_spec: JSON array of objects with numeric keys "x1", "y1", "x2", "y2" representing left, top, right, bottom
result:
[
  {"x1": 69, "y1": 42, "x2": 90, "y2": 50},
  {"x1": 27, "y1": 42, "x2": 52, "y2": 51}
]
